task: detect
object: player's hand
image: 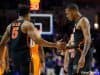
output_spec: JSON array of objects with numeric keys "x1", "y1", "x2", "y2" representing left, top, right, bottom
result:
[
  {"x1": 77, "y1": 55, "x2": 85, "y2": 73},
  {"x1": 56, "y1": 42, "x2": 66, "y2": 50},
  {"x1": 63, "y1": 66, "x2": 68, "y2": 75}
]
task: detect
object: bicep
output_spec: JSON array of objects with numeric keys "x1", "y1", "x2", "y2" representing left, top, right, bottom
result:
[
  {"x1": 26, "y1": 23, "x2": 41, "y2": 41},
  {"x1": 81, "y1": 18, "x2": 91, "y2": 40}
]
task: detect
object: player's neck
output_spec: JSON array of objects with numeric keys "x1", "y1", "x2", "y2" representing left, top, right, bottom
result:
[
  {"x1": 75, "y1": 12, "x2": 82, "y2": 22},
  {"x1": 18, "y1": 16, "x2": 29, "y2": 21}
]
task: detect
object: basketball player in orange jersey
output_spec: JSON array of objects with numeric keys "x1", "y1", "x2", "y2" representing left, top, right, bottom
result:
[
  {"x1": 0, "y1": 47, "x2": 6, "y2": 75},
  {"x1": 0, "y1": 46, "x2": 9, "y2": 75},
  {"x1": 30, "y1": 40, "x2": 45, "y2": 75},
  {"x1": 0, "y1": 4, "x2": 66, "y2": 75}
]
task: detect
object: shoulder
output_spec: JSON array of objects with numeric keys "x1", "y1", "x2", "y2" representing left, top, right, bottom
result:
[
  {"x1": 21, "y1": 20, "x2": 35, "y2": 33},
  {"x1": 80, "y1": 17, "x2": 90, "y2": 24},
  {"x1": 7, "y1": 24, "x2": 11, "y2": 29},
  {"x1": 6, "y1": 24, "x2": 11, "y2": 33},
  {"x1": 80, "y1": 17, "x2": 90, "y2": 29},
  {"x1": 23, "y1": 20, "x2": 33, "y2": 26},
  {"x1": 23, "y1": 20, "x2": 35, "y2": 28}
]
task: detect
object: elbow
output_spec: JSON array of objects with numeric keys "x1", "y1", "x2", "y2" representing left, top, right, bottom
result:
[
  {"x1": 34, "y1": 38, "x2": 42, "y2": 45},
  {"x1": 34, "y1": 39, "x2": 40, "y2": 45},
  {"x1": 88, "y1": 37, "x2": 92, "y2": 44},
  {"x1": 85, "y1": 38, "x2": 91, "y2": 45}
]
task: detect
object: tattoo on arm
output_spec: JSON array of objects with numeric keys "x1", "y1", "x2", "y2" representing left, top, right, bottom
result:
[{"x1": 82, "y1": 43, "x2": 91, "y2": 57}]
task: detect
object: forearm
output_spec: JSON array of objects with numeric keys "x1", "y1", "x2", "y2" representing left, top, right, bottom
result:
[
  {"x1": 81, "y1": 39, "x2": 91, "y2": 57},
  {"x1": 39, "y1": 46, "x2": 45, "y2": 63},
  {"x1": 64, "y1": 50, "x2": 69, "y2": 68},
  {"x1": 36, "y1": 38, "x2": 57, "y2": 48}
]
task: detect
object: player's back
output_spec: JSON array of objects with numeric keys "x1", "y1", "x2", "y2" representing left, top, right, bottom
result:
[{"x1": 8, "y1": 19, "x2": 30, "y2": 60}]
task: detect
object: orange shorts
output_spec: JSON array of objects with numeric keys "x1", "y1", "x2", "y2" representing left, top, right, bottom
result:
[{"x1": 30, "y1": 45, "x2": 41, "y2": 75}]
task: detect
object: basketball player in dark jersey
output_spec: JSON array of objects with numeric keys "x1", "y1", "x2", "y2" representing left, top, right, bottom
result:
[
  {"x1": 64, "y1": 4, "x2": 92, "y2": 75},
  {"x1": 0, "y1": 5, "x2": 66, "y2": 75}
]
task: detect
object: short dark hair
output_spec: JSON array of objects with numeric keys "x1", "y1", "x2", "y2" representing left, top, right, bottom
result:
[
  {"x1": 66, "y1": 3, "x2": 79, "y2": 11},
  {"x1": 18, "y1": 4, "x2": 30, "y2": 16}
]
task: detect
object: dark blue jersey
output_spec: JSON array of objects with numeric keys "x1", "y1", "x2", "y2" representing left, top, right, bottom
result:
[{"x1": 9, "y1": 20, "x2": 30, "y2": 60}]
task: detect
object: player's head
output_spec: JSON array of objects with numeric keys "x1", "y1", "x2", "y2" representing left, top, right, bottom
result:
[
  {"x1": 65, "y1": 3, "x2": 79, "y2": 21},
  {"x1": 18, "y1": 4, "x2": 30, "y2": 20}
]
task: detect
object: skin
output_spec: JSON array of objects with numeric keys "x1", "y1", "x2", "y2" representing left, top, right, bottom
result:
[
  {"x1": 64, "y1": 8, "x2": 91, "y2": 74},
  {"x1": 0, "y1": 13, "x2": 66, "y2": 73},
  {"x1": 63, "y1": 50, "x2": 69, "y2": 75},
  {"x1": 39, "y1": 46, "x2": 45, "y2": 74}
]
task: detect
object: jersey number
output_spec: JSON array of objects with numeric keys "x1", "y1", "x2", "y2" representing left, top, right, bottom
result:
[
  {"x1": 30, "y1": 39, "x2": 35, "y2": 47},
  {"x1": 11, "y1": 23, "x2": 20, "y2": 39}
]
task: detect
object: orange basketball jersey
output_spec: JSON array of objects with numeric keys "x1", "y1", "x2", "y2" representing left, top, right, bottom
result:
[{"x1": 30, "y1": 41, "x2": 41, "y2": 75}]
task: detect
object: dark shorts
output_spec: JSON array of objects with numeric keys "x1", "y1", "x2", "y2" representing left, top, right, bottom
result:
[
  {"x1": 68, "y1": 48, "x2": 93, "y2": 75},
  {"x1": 5, "y1": 52, "x2": 31, "y2": 75}
]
